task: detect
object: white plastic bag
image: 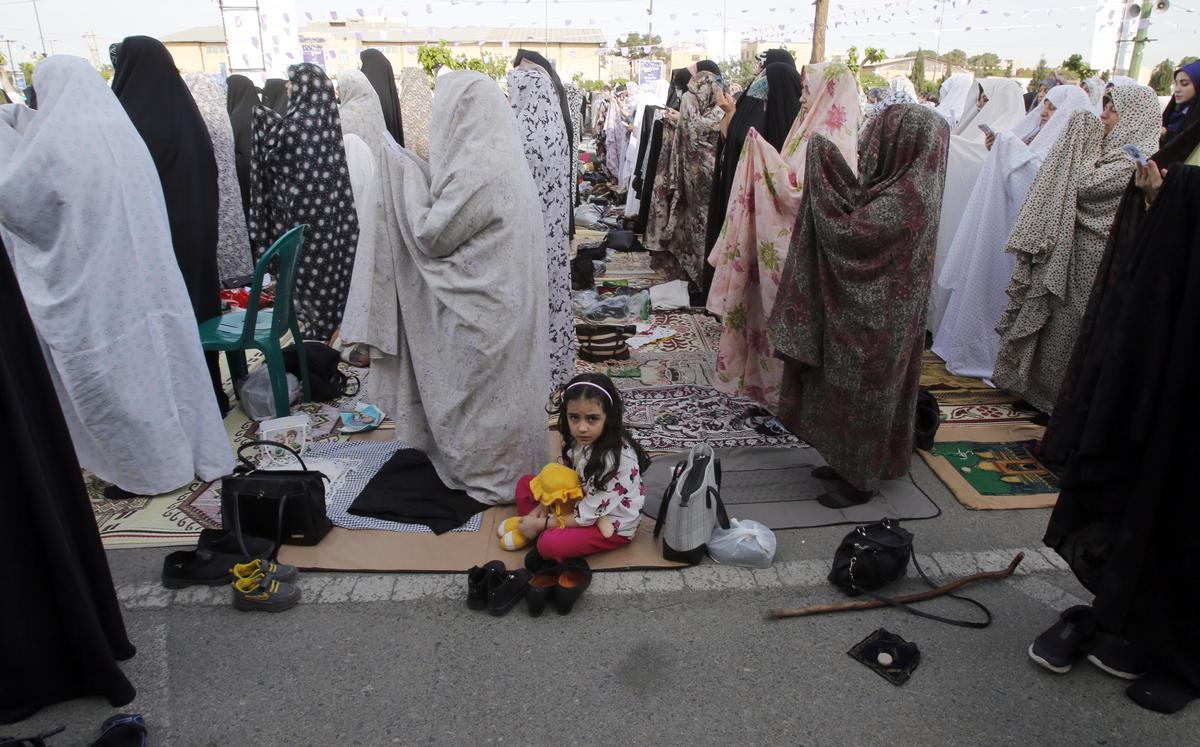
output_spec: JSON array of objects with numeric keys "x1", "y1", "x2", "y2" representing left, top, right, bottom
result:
[
  {"x1": 236, "y1": 366, "x2": 300, "y2": 421},
  {"x1": 707, "y1": 518, "x2": 777, "y2": 568}
]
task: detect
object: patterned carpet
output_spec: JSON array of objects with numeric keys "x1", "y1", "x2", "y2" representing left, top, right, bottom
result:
[
  {"x1": 91, "y1": 363, "x2": 370, "y2": 548},
  {"x1": 622, "y1": 385, "x2": 807, "y2": 451}
]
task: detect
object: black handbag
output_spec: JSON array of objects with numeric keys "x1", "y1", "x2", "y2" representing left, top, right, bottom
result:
[
  {"x1": 220, "y1": 441, "x2": 332, "y2": 556},
  {"x1": 282, "y1": 341, "x2": 359, "y2": 402},
  {"x1": 829, "y1": 519, "x2": 992, "y2": 629}
]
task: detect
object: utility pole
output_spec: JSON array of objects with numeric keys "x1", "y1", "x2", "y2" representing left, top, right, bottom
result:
[
  {"x1": 84, "y1": 31, "x2": 101, "y2": 69},
  {"x1": 648, "y1": 0, "x2": 653, "y2": 38},
  {"x1": 2, "y1": 38, "x2": 18, "y2": 88},
  {"x1": 811, "y1": 0, "x2": 828, "y2": 63},
  {"x1": 1127, "y1": 2, "x2": 1157, "y2": 80},
  {"x1": 935, "y1": 0, "x2": 946, "y2": 56},
  {"x1": 31, "y1": 0, "x2": 47, "y2": 56}
]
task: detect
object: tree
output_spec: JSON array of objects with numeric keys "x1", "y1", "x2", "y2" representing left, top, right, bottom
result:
[
  {"x1": 19, "y1": 62, "x2": 34, "y2": 84},
  {"x1": 716, "y1": 56, "x2": 759, "y2": 89},
  {"x1": 1028, "y1": 56, "x2": 1051, "y2": 92},
  {"x1": 1005, "y1": 61, "x2": 1014, "y2": 78},
  {"x1": 811, "y1": 0, "x2": 829, "y2": 64},
  {"x1": 615, "y1": 32, "x2": 667, "y2": 63},
  {"x1": 910, "y1": 50, "x2": 926, "y2": 91},
  {"x1": 845, "y1": 45, "x2": 860, "y2": 75},
  {"x1": 1060, "y1": 53, "x2": 1096, "y2": 81},
  {"x1": 416, "y1": 42, "x2": 508, "y2": 82},
  {"x1": 943, "y1": 49, "x2": 968, "y2": 68},
  {"x1": 860, "y1": 72, "x2": 888, "y2": 92},
  {"x1": 0, "y1": 50, "x2": 6, "y2": 67},
  {"x1": 863, "y1": 47, "x2": 887, "y2": 65},
  {"x1": 1149, "y1": 58, "x2": 1175, "y2": 94},
  {"x1": 968, "y1": 52, "x2": 1002, "y2": 76},
  {"x1": 98, "y1": 64, "x2": 114, "y2": 82}
]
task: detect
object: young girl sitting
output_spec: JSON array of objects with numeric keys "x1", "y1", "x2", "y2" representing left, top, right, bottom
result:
[{"x1": 501, "y1": 373, "x2": 650, "y2": 562}]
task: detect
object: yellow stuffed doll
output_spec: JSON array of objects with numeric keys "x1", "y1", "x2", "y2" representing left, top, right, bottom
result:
[{"x1": 499, "y1": 463, "x2": 598, "y2": 551}]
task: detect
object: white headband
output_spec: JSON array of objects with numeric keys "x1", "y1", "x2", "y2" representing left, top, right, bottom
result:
[{"x1": 565, "y1": 381, "x2": 613, "y2": 406}]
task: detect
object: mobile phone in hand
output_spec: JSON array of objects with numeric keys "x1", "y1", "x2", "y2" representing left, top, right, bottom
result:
[
  {"x1": 977, "y1": 123, "x2": 995, "y2": 138},
  {"x1": 1122, "y1": 144, "x2": 1150, "y2": 167}
]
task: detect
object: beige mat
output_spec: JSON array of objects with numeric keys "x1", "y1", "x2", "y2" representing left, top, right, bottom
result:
[
  {"x1": 918, "y1": 423, "x2": 1059, "y2": 510},
  {"x1": 278, "y1": 507, "x2": 684, "y2": 573}
]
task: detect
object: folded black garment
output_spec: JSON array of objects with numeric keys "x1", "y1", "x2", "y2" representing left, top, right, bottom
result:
[{"x1": 348, "y1": 449, "x2": 487, "y2": 534}]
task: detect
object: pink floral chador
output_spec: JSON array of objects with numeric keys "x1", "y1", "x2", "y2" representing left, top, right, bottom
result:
[{"x1": 706, "y1": 63, "x2": 861, "y2": 410}]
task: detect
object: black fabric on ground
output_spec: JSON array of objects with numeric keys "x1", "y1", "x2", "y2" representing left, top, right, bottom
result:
[
  {"x1": 348, "y1": 449, "x2": 487, "y2": 534},
  {"x1": 111, "y1": 35, "x2": 227, "y2": 414},
  {"x1": 0, "y1": 245, "x2": 136, "y2": 724},
  {"x1": 360, "y1": 49, "x2": 403, "y2": 147},
  {"x1": 261, "y1": 78, "x2": 288, "y2": 115},
  {"x1": 1041, "y1": 164, "x2": 1200, "y2": 696},
  {"x1": 226, "y1": 74, "x2": 260, "y2": 225}
]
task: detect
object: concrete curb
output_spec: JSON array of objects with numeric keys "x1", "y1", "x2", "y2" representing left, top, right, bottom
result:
[{"x1": 121, "y1": 546, "x2": 1073, "y2": 611}]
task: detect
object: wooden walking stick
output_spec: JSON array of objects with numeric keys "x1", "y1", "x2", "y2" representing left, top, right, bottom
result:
[{"x1": 765, "y1": 552, "x2": 1025, "y2": 620}]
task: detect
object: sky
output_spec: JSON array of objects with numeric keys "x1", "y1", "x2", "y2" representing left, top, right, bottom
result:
[{"x1": 1, "y1": 0, "x2": 1196, "y2": 72}]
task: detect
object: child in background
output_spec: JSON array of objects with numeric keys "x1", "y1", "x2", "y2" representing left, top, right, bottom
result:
[{"x1": 500, "y1": 373, "x2": 650, "y2": 562}]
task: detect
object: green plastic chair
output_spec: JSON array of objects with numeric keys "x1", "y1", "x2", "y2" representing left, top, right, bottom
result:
[{"x1": 199, "y1": 225, "x2": 311, "y2": 417}]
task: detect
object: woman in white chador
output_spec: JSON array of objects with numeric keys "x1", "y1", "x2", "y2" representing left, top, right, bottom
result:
[
  {"x1": 926, "y1": 77, "x2": 1027, "y2": 332},
  {"x1": 0, "y1": 56, "x2": 233, "y2": 495},
  {"x1": 360, "y1": 72, "x2": 550, "y2": 505},
  {"x1": 932, "y1": 84, "x2": 1093, "y2": 380},
  {"x1": 934, "y1": 72, "x2": 975, "y2": 128}
]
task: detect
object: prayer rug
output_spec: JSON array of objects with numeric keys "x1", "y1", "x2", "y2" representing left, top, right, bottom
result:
[
  {"x1": 641, "y1": 447, "x2": 940, "y2": 530},
  {"x1": 918, "y1": 423, "x2": 1059, "y2": 510},
  {"x1": 94, "y1": 363, "x2": 373, "y2": 548},
  {"x1": 919, "y1": 352, "x2": 1036, "y2": 424},
  {"x1": 575, "y1": 351, "x2": 717, "y2": 389},
  {"x1": 178, "y1": 437, "x2": 483, "y2": 534},
  {"x1": 620, "y1": 385, "x2": 806, "y2": 451}
]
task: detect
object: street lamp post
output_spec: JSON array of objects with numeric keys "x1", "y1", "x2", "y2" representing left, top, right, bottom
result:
[{"x1": 31, "y1": 0, "x2": 47, "y2": 56}]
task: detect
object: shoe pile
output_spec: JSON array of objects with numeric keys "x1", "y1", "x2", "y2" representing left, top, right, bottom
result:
[
  {"x1": 466, "y1": 549, "x2": 592, "y2": 617},
  {"x1": 161, "y1": 529, "x2": 302, "y2": 613}
]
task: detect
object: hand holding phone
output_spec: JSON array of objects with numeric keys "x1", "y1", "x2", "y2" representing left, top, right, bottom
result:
[{"x1": 1122, "y1": 144, "x2": 1150, "y2": 167}]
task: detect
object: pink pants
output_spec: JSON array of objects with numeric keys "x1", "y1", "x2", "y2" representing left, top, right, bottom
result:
[{"x1": 515, "y1": 475, "x2": 630, "y2": 563}]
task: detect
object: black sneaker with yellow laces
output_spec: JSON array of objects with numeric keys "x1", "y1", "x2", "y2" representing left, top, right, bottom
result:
[{"x1": 232, "y1": 573, "x2": 301, "y2": 613}]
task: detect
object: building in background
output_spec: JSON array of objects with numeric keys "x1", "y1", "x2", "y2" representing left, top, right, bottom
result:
[
  {"x1": 161, "y1": 20, "x2": 605, "y2": 81},
  {"x1": 668, "y1": 42, "x2": 709, "y2": 71},
  {"x1": 160, "y1": 26, "x2": 232, "y2": 75}
]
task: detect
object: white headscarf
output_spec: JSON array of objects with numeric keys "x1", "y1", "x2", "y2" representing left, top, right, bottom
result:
[
  {"x1": 0, "y1": 55, "x2": 233, "y2": 493},
  {"x1": 953, "y1": 78, "x2": 1026, "y2": 140},
  {"x1": 935, "y1": 72, "x2": 975, "y2": 127},
  {"x1": 1010, "y1": 84, "x2": 1094, "y2": 157},
  {"x1": 1082, "y1": 76, "x2": 1106, "y2": 113},
  {"x1": 338, "y1": 69, "x2": 388, "y2": 157},
  {"x1": 1109, "y1": 75, "x2": 1139, "y2": 88}
]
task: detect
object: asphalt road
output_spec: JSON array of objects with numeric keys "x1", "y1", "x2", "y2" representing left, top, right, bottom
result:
[{"x1": 9, "y1": 460, "x2": 1198, "y2": 745}]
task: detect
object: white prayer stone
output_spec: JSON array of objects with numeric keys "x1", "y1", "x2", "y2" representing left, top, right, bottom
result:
[{"x1": 877, "y1": 652, "x2": 895, "y2": 667}]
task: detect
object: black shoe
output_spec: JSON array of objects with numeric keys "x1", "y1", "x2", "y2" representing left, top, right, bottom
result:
[
  {"x1": 1028, "y1": 605, "x2": 1098, "y2": 673},
  {"x1": 197, "y1": 528, "x2": 273, "y2": 559},
  {"x1": 161, "y1": 548, "x2": 245, "y2": 589},
  {"x1": 553, "y1": 558, "x2": 592, "y2": 615},
  {"x1": 466, "y1": 560, "x2": 506, "y2": 611},
  {"x1": 524, "y1": 547, "x2": 555, "y2": 574},
  {"x1": 526, "y1": 565, "x2": 563, "y2": 617},
  {"x1": 488, "y1": 568, "x2": 532, "y2": 617},
  {"x1": 1127, "y1": 668, "x2": 1199, "y2": 714},
  {"x1": 1087, "y1": 632, "x2": 1150, "y2": 680}
]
